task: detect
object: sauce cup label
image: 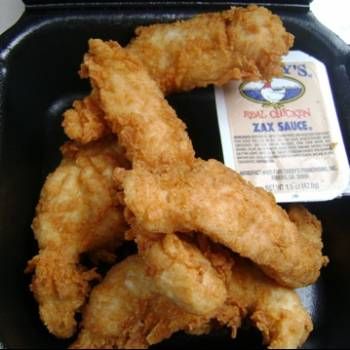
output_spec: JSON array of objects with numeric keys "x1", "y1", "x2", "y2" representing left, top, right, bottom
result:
[{"x1": 215, "y1": 51, "x2": 349, "y2": 202}]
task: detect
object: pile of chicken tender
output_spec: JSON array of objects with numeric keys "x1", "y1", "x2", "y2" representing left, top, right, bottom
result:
[{"x1": 26, "y1": 5, "x2": 328, "y2": 349}]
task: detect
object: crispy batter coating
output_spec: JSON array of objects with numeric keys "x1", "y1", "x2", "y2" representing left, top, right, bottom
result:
[
  {"x1": 287, "y1": 204, "x2": 327, "y2": 253},
  {"x1": 26, "y1": 137, "x2": 129, "y2": 338},
  {"x1": 80, "y1": 39, "x2": 195, "y2": 168},
  {"x1": 115, "y1": 160, "x2": 327, "y2": 288},
  {"x1": 78, "y1": 38, "x2": 325, "y2": 288},
  {"x1": 71, "y1": 250, "x2": 312, "y2": 349},
  {"x1": 62, "y1": 5, "x2": 293, "y2": 144},
  {"x1": 128, "y1": 5, "x2": 294, "y2": 94},
  {"x1": 134, "y1": 232, "x2": 227, "y2": 315},
  {"x1": 198, "y1": 236, "x2": 313, "y2": 349},
  {"x1": 29, "y1": 8, "x2": 321, "y2": 348},
  {"x1": 62, "y1": 90, "x2": 110, "y2": 144},
  {"x1": 69, "y1": 40, "x2": 228, "y2": 317},
  {"x1": 70, "y1": 255, "x2": 211, "y2": 349}
]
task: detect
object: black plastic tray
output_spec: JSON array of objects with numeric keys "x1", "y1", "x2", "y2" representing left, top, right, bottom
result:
[{"x1": 1, "y1": 2, "x2": 350, "y2": 349}]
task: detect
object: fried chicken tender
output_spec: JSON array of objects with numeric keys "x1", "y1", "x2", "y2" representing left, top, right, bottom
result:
[
  {"x1": 71, "y1": 249, "x2": 312, "y2": 349},
  {"x1": 62, "y1": 40, "x2": 230, "y2": 318},
  {"x1": 76, "y1": 38, "x2": 325, "y2": 289},
  {"x1": 62, "y1": 5, "x2": 293, "y2": 144},
  {"x1": 134, "y1": 232, "x2": 227, "y2": 315},
  {"x1": 70, "y1": 255, "x2": 213, "y2": 349},
  {"x1": 63, "y1": 40, "x2": 227, "y2": 317},
  {"x1": 26, "y1": 137, "x2": 129, "y2": 338},
  {"x1": 128, "y1": 5, "x2": 294, "y2": 94},
  {"x1": 115, "y1": 160, "x2": 327, "y2": 288},
  {"x1": 198, "y1": 236, "x2": 313, "y2": 349},
  {"x1": 74, "y1": 39, "x2": 195, "y2": 168}
]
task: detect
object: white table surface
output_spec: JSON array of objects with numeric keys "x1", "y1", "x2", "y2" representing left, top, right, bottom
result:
[
  {"x1": 0, "y1": 0, "x2": 24, "y2": 35},
  {"x1": 1, "y1": 0, "x2": 350, "y2": 44}
]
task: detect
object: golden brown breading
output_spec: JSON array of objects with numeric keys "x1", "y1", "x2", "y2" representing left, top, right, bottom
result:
[
  {"x1": 80, "y1": 39, "x2": 195, "y2": 168},
  {"x1": 71, "y1": 40, "x2": 231, "y2": 317},
  {"x1": 28, "y1": 7, "x2": 320, "y2": 348},
  {"x1": 62, "y1": 6, "x2": 293, "y2": 144},
  {"x1": 134, "y1": 232, "x2": 227, "y2": 315},
  {"x1": 53, "y1": 40, "x2": 321, "y2": 349},
  {"x1": 71, "y1": 250, "x2": 312, "y2": 349},
  {"x1": 198, "y1": 236, "x2": 313, "y2": 349},
  {"x1": 287, "y1": 205, "x2": 328, "y2": 256},
  {"x1": 78, "y1": 38, "x2": 325, "y2": 288},
  {"x1": 128, "y1": 5, "x2": 294, "y2": 94},
  {"x1": 26, "y1": 137, "x2": 129, "y2": 338},
  {"x1": 62, "y1": 90, "x2": 110, "y2": 144},
  {"x1": 115, "y1": 160, "x2": 327, "y2": 288},
  {"x1": 70, "y1": 255, "x2": 213, "y2": 349}
]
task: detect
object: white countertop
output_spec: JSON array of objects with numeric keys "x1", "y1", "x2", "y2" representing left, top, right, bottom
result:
[{"x1": 0, "y1": 0, "x2": 24, "y2": 34}]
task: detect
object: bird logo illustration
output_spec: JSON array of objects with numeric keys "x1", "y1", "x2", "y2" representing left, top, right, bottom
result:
[
  {"x1": 261, "y1": 81, "x2": 286, "y2": 106},
  {"x1": 240, "y1": 76, "x2": 305, "y2": 108}
]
